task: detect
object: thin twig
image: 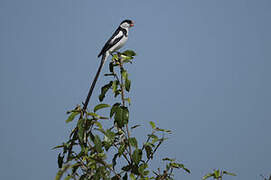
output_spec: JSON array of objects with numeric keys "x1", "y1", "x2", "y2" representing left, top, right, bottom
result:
[
  {"x1": 146, "y1": 139, "x2": 163, "y2": 164},
  {"x1": 113, "y1": 144, "x2": 131, "y2": 164},
  {"x1": 136, "y1": 134, "x2": 164, "y2": 180},
  {"x1": 140, "y1": 132, "x2": 152, "y2": 151}
]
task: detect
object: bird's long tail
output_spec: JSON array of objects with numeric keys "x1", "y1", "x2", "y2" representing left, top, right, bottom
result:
[
  {"x1": 67, "y1": 54, "x2": 108, "y2": 158},
  {"x1": 83, "y1": 53, "x2": 108, "y2": 111}
]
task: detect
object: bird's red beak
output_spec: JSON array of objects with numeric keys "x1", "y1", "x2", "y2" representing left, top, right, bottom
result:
[{"x1": 130, "y1": 21, "x2": 134, "y2": 27}]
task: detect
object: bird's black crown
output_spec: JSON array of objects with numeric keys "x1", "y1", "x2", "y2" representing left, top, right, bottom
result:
[{"x1": 121, "y1": 19, "x2": 133, "y2": 25}]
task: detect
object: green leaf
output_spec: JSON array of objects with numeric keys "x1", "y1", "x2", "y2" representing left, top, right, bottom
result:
[
  {"x1": 94, "y1": 103, "x2": 111, "y2": 112},
  {"x1": 121, "y1": 69, "x2": 128, "y2": 80},
  {"x1": 105, "y1": 129, "x2": 115, "y2": 140},
  {"x1": 121, "y1": 70, "x2": 131, "y2": 92},
  {"x1": 183, "y1": 167, "x2": 191, "y2": 174},
  {"x1": 93, "y1": 135, "x2": 103, "y2": 153},
  {"x1": 112, "y1": 54, "x2": 119, "y2": 61},
  {"x1": 132, "y1": 149, "x2": 142, "y2": 165},
  {"x1": 122, "y1": 164, "x2": 132, "y2": 171},
  {"x1": 130, "y1": 173, "x2": 136, "y2": 180},
  {"x1": 149, "y1": 121, "x2": 156, "y2": 129},
  {"x1": 122, "y1": 59, "x2": 133, "y2": 64},
  {"x1": 155, "y1": 127, "x2": 172, "y2": 134},
  {"x1": 87, "y1": 112, "x2": 99, "y2": 117},
  {"x1": 125, "y1": 98, "x2": 131, "y2": 105},
  {"x1": 88, "y1": 112, "x2": 109, "y2": 120},
  {"x1": 111, "y1": 175, "x2": 120, "y2": 180},
  {"x1": 169, "y1": 162, "x2": 183, "y2": 169},
  {"x1": 99, "y1": 81, "x2": 113, "y2": 102},
  {"x1": 77, "y1": 119, "x2": 85, "y2": 142},
  {"x1": 55, "y1": 164, "x2": 71, "y2": 180},
  {"x1": 131, "y1": 124, "x2": 140, "y2": 129},
  {"x1": 123, "y1": 173, "x2": 128, "y2": 180},
  {"x1": 145, "y1": 144, "x2": 153, "y2": 159},
  {"x1": 122, "y1": 50, "x2": 136, "y2": 57},
  {"x1": 131, "y1": 164, "x2": 140, "y2": 175},
  {"x1": 114, "y1": 106, "x2": 129, "y2": 128},
  {"x1": 52, "y1": 144, "x2": 64, "y2": 150},
  {"x1": 112, "y1": 80, "x2": 119, "y2": 93},
  {"x1": 104, "y1": 129, "x2": 115, "y2": 150},
  {"x1": 64, "y1": 175, "x2": 72, "y2": 180},
  {"x1": 138, "y1": 163, "x2": 148, "y2": 175},
  {"x1": 125, "y1": 78, "x2": 131, "y2": 92},
  {"x1": 143, "y1": 170, "x2": 149, "y2": 176},
  {"x1": 128, "y1": 137, "x2": 138, "y2": 148},
  {"x1": 118, "y1": 143, "x2": 126, "y2": 156},
  {"x1": 145, "y1": 142, "x2": 155, "y2": 148},
  {"x1": 114, "y1": 89, "x2": 121, "y2": 98},
  {"x1": 57, "y1": 153, "x2": 64, "y2": 168},
  {"x1": 66, "y1": 111, "x2": 79, "y2": 123},
  {"x1": 162, "y1": 158, "x2": 175, "y2": 162},
  {"x1": 79, "y1": 174, "x2": 87, "y2": 180},
  {"x1": 214, "y1": 170, "x2": 220, "y2": 178},
  {"x1": 110, "y1": 103, "x2": 121, "y2": 118},
  {"x1": 122, "y1": 56, "x2": 133, "y2": 62},
  {"x1": 94, "y1": 121, "x2": 103, "y2": 130},
  {"x1": 109, "y1": 62, "x2": 114, "y2": 72},
  {"x1": 222, "y1": 171, "x2": 236, "y2": 176},
  {"x1": 202, "y1": 173, "x2": 214, "y2": 180},
  {"x1": 100, "y1": 116, "x2": 109, "y2": 120},
  {"x1": 148, "y1": 134, "x2": 159, "y2": 144}
]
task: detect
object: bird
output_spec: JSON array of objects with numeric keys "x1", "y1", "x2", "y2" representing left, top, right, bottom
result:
[{"x1": 83, "y1": 19, "x2": 134, "y2": 110}]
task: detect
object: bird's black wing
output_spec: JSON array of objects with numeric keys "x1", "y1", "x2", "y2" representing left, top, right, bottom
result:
[{"x1": 98, "y1": 27, "x2": 124, "y2": 57}]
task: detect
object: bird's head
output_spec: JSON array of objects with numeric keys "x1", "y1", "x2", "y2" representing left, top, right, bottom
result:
[{"x1": 120, "y1": 19, "x2": 134, "y2": 29}]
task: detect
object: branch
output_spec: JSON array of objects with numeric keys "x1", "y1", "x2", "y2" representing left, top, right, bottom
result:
[{"x1": 119, "y1": 57, "x2": 133, "y2": 161}]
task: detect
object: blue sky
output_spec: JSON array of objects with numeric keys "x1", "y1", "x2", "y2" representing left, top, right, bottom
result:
[{"x1": 1, "y1": 0, "x2": 270, "y2": 179}]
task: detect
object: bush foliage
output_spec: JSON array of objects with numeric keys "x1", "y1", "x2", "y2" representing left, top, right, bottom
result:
[{"x1": 54, "y1": 50, "x2": 190, "y2": 180}]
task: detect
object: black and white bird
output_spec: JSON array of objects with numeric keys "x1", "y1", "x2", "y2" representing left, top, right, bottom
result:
[
  {"x1": 98, "y1": 19, "x2": 134, "y2": 59},
  {"x1": 83, "y1": 20, "x2": 134, "y2": 108}
]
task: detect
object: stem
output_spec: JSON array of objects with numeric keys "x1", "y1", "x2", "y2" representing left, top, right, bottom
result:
[
  {"x1": 136, "y1": 134, "x2": 163, "y2": 180},
  {"x1": 119, "y1": 59, "x2": 133, "y2": 161},
  {"x1": 140, "y1": 132, "x2": 152, "y2": 151},
  {"x1": 146, "y1": 139, "x2": 163, "y2": 164},
  {"x1": 119, "y1": 69, "x2": 126, "y2": 107},
  {"x1": 113, "y1": 144, "x2": 131, "y2": 164}
]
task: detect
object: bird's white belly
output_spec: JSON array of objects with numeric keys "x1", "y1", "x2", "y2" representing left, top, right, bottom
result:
[{"x1": 109, "y1": 36, "x2": 128, "y2": 53}]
